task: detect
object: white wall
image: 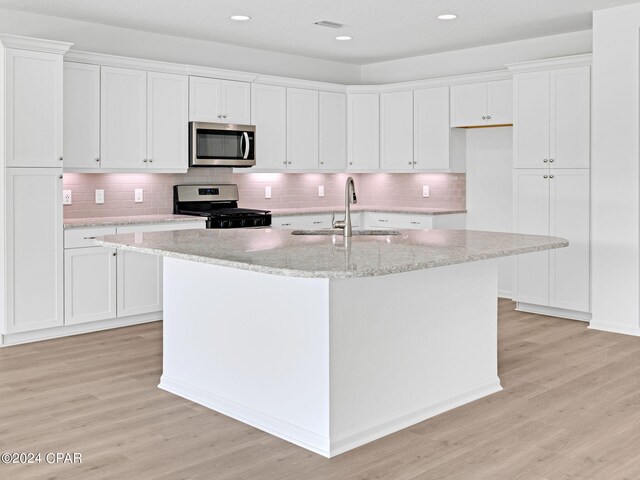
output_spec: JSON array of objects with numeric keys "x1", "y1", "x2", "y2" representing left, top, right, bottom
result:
[
  {"x1": 361, "y1": 31, "x2": 592, "y2": 84},
  {"x1": 0, "y1": 8, "x2": 360, "y2": 84},
  {"x1": 465, "y1": 127, "x2": 514, "y2": 298},
  {"x1": 590, "y1": 4, "x2": 640, "y2": 336}
]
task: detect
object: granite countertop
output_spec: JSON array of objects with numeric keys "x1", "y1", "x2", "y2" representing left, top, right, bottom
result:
[
  {"x1": 94, "y1": 228, "x2": 567, "y2": 279},
  {"x1": 63, "y1": 214, "x2": 206, "y2": 229},
  {"x1": 266, "y1": 206, "x2": 467, "y2": 216}
]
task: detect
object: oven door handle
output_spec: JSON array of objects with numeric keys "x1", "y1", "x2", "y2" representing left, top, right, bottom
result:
[{"x1": 242, "y1": 132, "x2": 250, "y2": 159}]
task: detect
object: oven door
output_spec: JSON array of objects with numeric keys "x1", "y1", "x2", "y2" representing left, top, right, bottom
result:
[{"x1": 190, "y1": 122, "x2": 256, "y2": 167}]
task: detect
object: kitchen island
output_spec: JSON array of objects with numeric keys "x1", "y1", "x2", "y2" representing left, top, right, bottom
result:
[{"x1": 95, "y1": 228, "x2": 567, "y2": 457}]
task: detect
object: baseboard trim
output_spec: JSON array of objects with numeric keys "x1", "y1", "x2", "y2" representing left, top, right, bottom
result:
[
  {"x1": 159, "y1": 375, "x2": 332, "y2": 457},
  {"x1": 329, "y1": 379, "x2": 503, "y2": 457},
  {"x1": 159, "y1": 375, "x2": 502, "y2": 458},
  {"x1": 588, "y1": 322, "x2": 640, "y2": 337},
  {"x1": 0, "y1": 312, "x2": 162, "y2": 347},
  {"x1": 516, "y1": 302, "x2": 591, "y2": 322}
]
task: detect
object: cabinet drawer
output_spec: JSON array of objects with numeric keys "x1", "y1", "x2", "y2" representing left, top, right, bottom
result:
[
  {"x1": 65, "y1": 227, "x2": 117, "y2": 249},
  {"x1": 364, "y1": 213, "x2": 433, "y2": 230},
  {"x1": 116, "y1": 221, "x2": 205, "y2": 234}
]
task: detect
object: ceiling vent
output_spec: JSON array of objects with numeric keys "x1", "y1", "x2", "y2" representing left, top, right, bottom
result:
[{"x1": 314, "y1": 20, "x2": 347, "y2": 29}]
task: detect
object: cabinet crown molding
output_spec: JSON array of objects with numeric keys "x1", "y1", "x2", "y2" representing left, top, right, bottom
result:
[
  {"x1": 506, "y1": 53, "x2": 592, "y2": 73},
  {"x1": 253, "y1": 74, "x2": 346, "y2": 93},
  {"x1": 0, "y1": 34, "x2": 72, "y2": 54}
]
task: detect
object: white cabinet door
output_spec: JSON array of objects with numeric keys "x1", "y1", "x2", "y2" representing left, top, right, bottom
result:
[
  {"x1": 116, "y1": 250, "x2": 162, "y2": 317},
  {"x1": 450, "y1": 82, "x2": 487, "y2": 127},
  {"x1": 487, "y1": 80, "x2": 513, "y2": 126},
  {"x1": 5, "y1": 168, "x2": 63, "y2": 333},
  {"x1": 380, "y1": 90, "x2": 413, "y2": 171},
  {"x1": 287, "y1": 88, "x2": 319, "y2": 170},
  {"x1": 64, "y1": 247, "x2": 117, "y2": 325},
  {"x1": 146, "y1": 72, "x2": 188, "y2": 170},
  {"x1": 251, "y1": 84, "x2": 287, "y2": 171},
  {"x1": 5, "y1": 49, "x2": 63, "y2": 168},
  {"x1": 319, "y1": 91, "x2": 347, "y2": 170},
  {"x1": 414, "y1": 86, "x2": 450, "y2": 171},
  {"x1": 550, "y1": 67, "x2": 590, "y2": 169},
  {"x1": 513, "y1": 71, "x2": 551, "y2": 169},
  {"x1": 513, "y1": 170, "x2": 550, "y2": 306},
  {"x1": 189, "y1": 76, "x2": 221, "y2": 122},
  {"x1": 221, "y1": 80, "x2": 251, "y2": 125},
  {"x1": 100, "y1": 67, "x2": 147, "y2": 169},
  {"x1": 63, "y1": 62, "x2": 101, "y2": 170},
  {"x1": 347, "y1": 94, "x2": 380, "y2": 171},
  {"x1": 549, "y1": 169, "x2": 590, "y2": 312}
]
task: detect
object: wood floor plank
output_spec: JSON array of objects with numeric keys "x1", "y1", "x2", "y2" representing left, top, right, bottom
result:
[{"x1": 2, "y1": 300, "x2": 640, "y2": 479}]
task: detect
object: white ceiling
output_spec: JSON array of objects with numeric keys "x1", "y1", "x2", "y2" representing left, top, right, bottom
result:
[{"x1": 0, "y1": 0, "x2": 636, "y2": 64}]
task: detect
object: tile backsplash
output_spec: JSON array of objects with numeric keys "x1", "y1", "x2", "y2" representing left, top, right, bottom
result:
[{"x1": 62, "y1": 170, "x2": 465, "y2": 218}]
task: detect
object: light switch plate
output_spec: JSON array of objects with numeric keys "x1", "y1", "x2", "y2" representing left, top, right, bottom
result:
[
  {"x1": 62, "y1": 190, "x2": 72, "y2": 205},
  {"x1": 135, "y1": 188, "x2": 143, "y2": 203},
  {"x1": 318, "y1": 185, "x2": 324, "y2": 197},
  {"x1": 422, "y1": 186, "x2": 430, "y2": 198},
  {"x1": 95, "y1": 189, "x2": 105, "y2": 204},
  {"x1": 265, "y1": 186, "x2": 272, "y2": 199}
]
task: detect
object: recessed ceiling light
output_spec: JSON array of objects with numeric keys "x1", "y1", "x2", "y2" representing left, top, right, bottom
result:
[
  {"x1": 437, "y1": 14, "x2": 458, "y2": 20},
  {"x1": 336, "y1": 36, "x2": 352, "y2": 41},
  {"x1": 230, "y1": 15, "x2": 251, "y2": 21}
]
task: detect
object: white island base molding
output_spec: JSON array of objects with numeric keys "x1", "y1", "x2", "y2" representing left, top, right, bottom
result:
[{"x1": 159, "y1": 257, "x2": 503, "y2": 458}]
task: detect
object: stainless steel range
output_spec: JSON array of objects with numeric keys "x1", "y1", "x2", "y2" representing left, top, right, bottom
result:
[{"x1": 173, "y1": 184, "x2": 271, "y2": 229}]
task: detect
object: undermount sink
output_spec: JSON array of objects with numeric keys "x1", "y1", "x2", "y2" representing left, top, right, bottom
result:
[{"x1": 291, "y1": 229, "x2": 401, "y2": 236}]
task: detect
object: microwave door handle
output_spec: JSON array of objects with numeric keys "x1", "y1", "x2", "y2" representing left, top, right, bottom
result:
[{"x1": 242, "y1": 132, "x2": 250, "y2": 159}]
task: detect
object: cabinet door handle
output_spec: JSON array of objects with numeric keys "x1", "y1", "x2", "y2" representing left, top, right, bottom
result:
[
  {"x1": 482, "y1": 116, "x2": 486, "y2": 120},
  {"x1": 320, "y1": 161, "x2": 324, "y2": 165},
  {"x1": 408, "y1": 162, "x2": 412, "y2": 165},
  {"x1": 143, "y1": 159, "x2": 148, "y2": 163},
  {"x1": 58, "y1": 156, "x2": 63, "y2": 162},
  {"x1": 543, "y1": 159, "x2": 548, "y2": 163},
  {"x1": 58, "y1": 175, "x2": 63, "y2": 179},
  {"x1": 349, "y1": 162, "x2": 353, "y2": 165},
  {"x1": 543, "y1": 175, "x2": 548, "y2": 179},
  {"x1": 288, "y1": 161, "x2": 292, "y2": 165},
  {"x1": 487, "y1": 115, "x2": 491, "y2": 120},
  {"x1": 148, "y1": 158, "x2": 153, "y2": 163},
  {"x1": 549, "y1": 158, "x2": 554, "y2": 163},
  {"x1": 112, "y1": 252, "x2": 117, "y2": 257},
  {"x1": 413, "y1": 161, "x2": 417, "y2": 165},
  {"x1": 217, "y1": 114, "x2": 222, "y2": 119},
  {"x1": 549, "y1": 175, "x2": 554, "y2": 179},
  {"x1": 95, "y1": 157, "x2": 100, "y2": 162}
]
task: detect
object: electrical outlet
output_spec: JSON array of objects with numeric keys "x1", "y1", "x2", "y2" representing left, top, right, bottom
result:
[
  {"x1": 95, "y1": 189, "x2": 105, "y2": 204},
  {"x1": 318, "y1": 185, "x2": 324, "y2": 197},
  {"x1": 134, "y1": 188, "x2": 143, "y2": 203},
  {"x1": 422, "y1": 186, "x2": 430, "y2": 198},
  {"x1": 62, "y1": 190, "x2": 72, "y2": 205},
  {"x1": 265, "y1": 186, "x2": 272, "y2": 199}
]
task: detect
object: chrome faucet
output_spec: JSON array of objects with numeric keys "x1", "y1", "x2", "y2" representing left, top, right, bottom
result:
[{"x1": 332, "y1": 176, "x2": 358, "y2": 237}]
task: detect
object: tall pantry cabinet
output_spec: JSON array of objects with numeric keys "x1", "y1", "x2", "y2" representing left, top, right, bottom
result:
[
  {"x1": 509, "y1": 56, "x2": 591, "y2": 319},
  {"x1": 0, "y1": 36, "x2": 72, "y2": 335}
]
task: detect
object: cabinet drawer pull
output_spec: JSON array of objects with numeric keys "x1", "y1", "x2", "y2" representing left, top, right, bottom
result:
[
  {"x1": 410, "y1": 221, "x2": 420, "y2": 225},
  {"x1": 83, "y1": 236, "x2": 97, "y2": 240},
  {"x1": 378, "y1": 219, "x2": 389, "y2": 223},
  {"x1": 313, "y1": 221, "x2": 322, "y2": 224},
  {"x1": 281, "y1": 223, "x2": 292, "y2": 226}
]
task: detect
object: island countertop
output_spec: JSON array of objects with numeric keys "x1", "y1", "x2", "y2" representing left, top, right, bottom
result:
[{"x1": 94, "y1": 228, "x2": 567, "y2": 279}]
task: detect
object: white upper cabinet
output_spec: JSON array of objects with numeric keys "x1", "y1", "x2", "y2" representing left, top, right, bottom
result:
[
  {"x1": 413, "y1": 86, "x2": 451, "y2": 171},
  {"x1": 347, "y1": 93, "x2": 380, "y2": 171},
  {"x1": 513, "y1": 66, "x2": 590, "y2": 169},
  {"x1": 146, "y1": 72, "x2": 188, "y2": 170},
  {"x1": 63, "y1": 62, "x2": 101, "y2": 169},
  {"x1": 450, "y1": 80, "x2": 513, "y2": 127},
  {"x1": 513, "y1": 71, "x2": 550, "y2": 168},
  {"x1": 319, "y1": 91, "x2": 347, "y2": 171},
  {"x1": 189, "y1": 77, "x2": 251, "y2": 124},
  {"x1": 251, "y1": 83, "x2": 287, "y2": 171},
  {"x1": 5, "y1": 49, "x2": 64, "y2": 168},
  {"x1": 550, "y1": 67, "x2": 591, "y2": 169},
  {"x1": 100, "y1": 66, "x2": 147, "y2": 169},
  {"x1": 380, "y1": 90, "x2": 414, "y2": 171},
  {"x1": 287, "y1": 88, "x2": 319, "y2": 171}
]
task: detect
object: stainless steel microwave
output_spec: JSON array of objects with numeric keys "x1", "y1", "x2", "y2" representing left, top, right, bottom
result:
[{"x1": 189, "y1": 122, "x2": 256, "y2": 167}]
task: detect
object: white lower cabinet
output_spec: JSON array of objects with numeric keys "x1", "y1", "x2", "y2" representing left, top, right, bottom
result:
[
  {"x1": 63, "y1": 220, "x2": 205, "y2": 326},
  {"x1": 513, "y1": 169, "x2": 590, "y2": 314},
  {"x1": 4, "y1": 168, "x2": 64, "y2": 334},
  {"x1": 64, "y1": 246, "x2": 117, "y2": 325}
]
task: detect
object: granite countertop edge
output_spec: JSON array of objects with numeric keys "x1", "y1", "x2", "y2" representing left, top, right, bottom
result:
[
  {"x1": 63, "y1": 214, "x2": 207, "y2": 229},
  {"x1": 93, "y1": 236, "x2": 568, "y2": 279},
  {"x1": 267, "y1": 207, "x2": 468, "y2": 216}
]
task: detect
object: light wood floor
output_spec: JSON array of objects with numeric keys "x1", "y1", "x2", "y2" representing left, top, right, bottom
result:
[{"x1": 2, "y1": 300, "x2": 640, "y2": 480}]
